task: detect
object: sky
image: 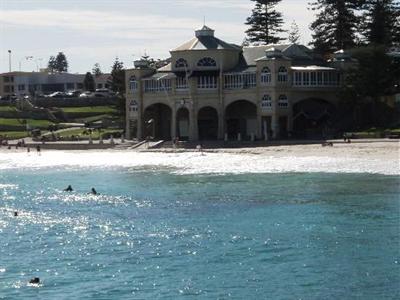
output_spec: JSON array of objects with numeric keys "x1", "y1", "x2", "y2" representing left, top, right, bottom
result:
[{"x1": 0, "y1": 0, "x2": 315, "y2": 74}]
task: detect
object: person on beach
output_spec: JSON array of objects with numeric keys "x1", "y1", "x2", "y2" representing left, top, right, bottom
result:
[
  {"x1": 36, "y1": 145, "x2": 41, "y2": 154},
  {"x1": 90, "y1": 188, "x2": 98, "y2": 195},
  {"x1": 64, "y1": 185, "x2": 73, "y2": 192}
]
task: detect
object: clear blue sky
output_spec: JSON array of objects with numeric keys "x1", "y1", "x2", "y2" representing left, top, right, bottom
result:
[{"x1": 0, "y1": 0, "x2": 314, "y2": 74}]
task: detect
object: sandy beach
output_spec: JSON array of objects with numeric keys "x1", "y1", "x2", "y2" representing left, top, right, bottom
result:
[
  {"x1": 146, "y1": 139, "x2": 399, "y2": 160},
  {"x1": 0, "y1": 139, "x2": 398, "y2": 175}
]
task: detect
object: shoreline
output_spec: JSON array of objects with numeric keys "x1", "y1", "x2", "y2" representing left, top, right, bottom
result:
[{"x1": 0, "y1": 139, "x2": 398, "y2": 176}]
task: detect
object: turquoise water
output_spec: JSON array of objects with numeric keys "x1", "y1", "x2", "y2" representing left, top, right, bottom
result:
[{"x1": 0, "y1": 167, "x2": 399, "y2": 299}]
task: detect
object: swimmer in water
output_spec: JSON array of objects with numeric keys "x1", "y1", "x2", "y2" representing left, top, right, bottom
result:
[
  {"x1": 64, "y1": 185, "x2": 73, "y2": 192},
  {"x1": 29, "y1": 277, "x2": 40, "y2": 284},
  {"x1": 90, "y1": 188, "x2": 97, "y2": 195}
]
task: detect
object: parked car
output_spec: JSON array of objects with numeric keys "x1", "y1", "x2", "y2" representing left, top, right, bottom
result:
[
  {"x1": 79, "y1": 91, "x2": 94, "y2": 98},
  {"x1": 94, "y1": 88, "x2": 115, "y2": 97},
  {"x1": 47, "y1": 91, "x2": 65, "y2": 98},
  {"x1": 65, "y1": 90, "x2": 82, "y2": 97}
]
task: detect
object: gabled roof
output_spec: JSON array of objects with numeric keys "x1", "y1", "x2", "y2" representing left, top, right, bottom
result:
[{"x1": 243, "y1": 44, "x2": 316, "y2": 66}]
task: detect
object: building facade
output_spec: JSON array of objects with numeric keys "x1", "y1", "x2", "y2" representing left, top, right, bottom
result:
[
  {"x1": 125, "y1": 26, "x2": 354, "y2": 141},
  {"x1": 0, "y1": 71, "x2": 111, "y2": 97}
]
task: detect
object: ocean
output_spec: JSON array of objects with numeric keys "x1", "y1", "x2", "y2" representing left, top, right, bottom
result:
[{"x1": 0, "y1": 151, "x2": 399, "y2": 299}]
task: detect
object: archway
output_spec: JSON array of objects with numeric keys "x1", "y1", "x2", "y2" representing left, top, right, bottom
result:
[
  {"x1": 176, "y1": 107, "x2": 190, "y2": 140},
  {"x1": 143, "y1": 103, "x2": 172, "y2": 140},
  {"x1": 225, "y1": 100, "x2": 257, "y2": 140},
  {"x1": 198, "y1": 106, "x2": 218, "y2": 140},
  {"x1": 293, "y1": 98, "x2": 336, "y2": 139}
]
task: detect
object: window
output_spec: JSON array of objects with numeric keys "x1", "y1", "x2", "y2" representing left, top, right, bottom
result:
[
  {"x1": 302, "y1": 72, "x2": 310, "y2": 86},
  {"x1": 261, "y1": 95, "x2": 272, "y2": 110},
  {"x1": 243, "y1": 73, "x2": 256, "y2": 88},
  {"x1": 129, "y1": 76, "x2": 138, "y2": 91},
  {"x1": 129, "y1": 100, "x2": 138, "y2": 112},
  {"x1": 294, "y1": 72, "x2": 301, "y2": 85},
  {"x1": 224, "y1": 73, "x2": 256, "y2": 89},
  {"x1": 176, "y1": 77, "x2": 188, "y2": 90},
  {"x1": 18, "y1": 84, "x2": 25, "y2": 91},
  {"x1": 278, "y1": 95, "x2": 288, "y2": 108},
  {"x1": 310, "y1": 72, "x2": 316, "y2": 85},
  {"x1": 4, "y1": 76, "x2": 10, "y2": 83},
  {"x1": 66, "y1": 83, "x2": 75, "y2": 89},
  {"x1": 197, "y1": 76, "x2": 217, "y2": 89},
  {"x1": 97, "y1": 83, "x2": 103, "y2": 89},
  {"x1": 197, "y1": 57, "x2": 216, "y2": 67},
  {"x1": 278, "y1": 66, "x2": 288, "y2": 82},
  {"x1": 261, "y1": 67, "x2": 271, "y2": 84},
  {"x1": 144, "y1": 79, "x2": 171, "y2": 92},
  {"x1": 175, "y1": 58, "x2": 188, "y2": 68}
]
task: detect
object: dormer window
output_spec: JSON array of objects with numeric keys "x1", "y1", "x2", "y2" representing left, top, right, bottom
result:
[
  {"x1": 278, "y1": 66, "x2": 288, "y2": 82},
  {"x1": 261, "y1": 67, "x2": 271, "y2": 84},
  {"x1": 175, "y1": 58, "x2": 188, "y2": 69},
  {"x1": 197, "y1": 57, "x2": 216, "y2": 67}
]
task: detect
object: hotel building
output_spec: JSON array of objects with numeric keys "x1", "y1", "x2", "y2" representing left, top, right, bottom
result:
[{"x1": 125, "y1": 26, "x2": 355, "y2": 141}]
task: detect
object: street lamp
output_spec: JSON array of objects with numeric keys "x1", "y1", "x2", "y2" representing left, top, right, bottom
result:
[
  {"x1": 19, "y1": 56, "x2": 33, "y2": 71},
  {"x1": 8, "y1": 50, "x2": 11, "y2": 72}
]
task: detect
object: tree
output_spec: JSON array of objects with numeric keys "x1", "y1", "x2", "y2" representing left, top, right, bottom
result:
[
  {"x1": 92, "y1": 63, "x2": 102, "y2": 77},
  {"x1": 55, "y1": 52, "x2": 68, "y2": 72},
  {"x1": 340, "y1": 46, "x2": 400, "y2": 127},
  {"x1": 109, "y1": 57, "x2": 126, "y2": 117},
  {"x1": 47, "y1": 56, "x2": 57, "y2": 73},
  {"x1": 83, "y1": 72, "x2": 95, "y2": 92},
  {"x1": 309, "y1": 0, "x2": 361, "y2": 54},
  {"x1": 287, "y1": 21, "x2": 301, "y2": 44},
  {"x1": 109, "y1": 57, "x2": 125, "y2": 93},
  {"x1": 361, "y1": 0, "x2": 400, "y2": 47},
  {"x1": 245, "y1": 0, "x2": 285, "y2": 44}
]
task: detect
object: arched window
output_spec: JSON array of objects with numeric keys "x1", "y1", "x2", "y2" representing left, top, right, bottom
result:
[
  {"x1": 278, "y1": 66, "x2": 288, "y2": 82},
  {"x1": 261, "y1": 67, "x2": 271, "y2": 84},
  {"x1": 129, "y1": 76, "x2": 138, "y2": 91},
  {"x1": 278, "y1": 95, "x2": 288, "y2": 108},
  {"x1": 261, "y1": 95, "x2": 272, "y2": 110},
  {"x1": 175, "y1": 58, "x2": 188, "y2": 68},
  {"x1": 197, "y1": 57, "x2": 216, "y2": 67}
]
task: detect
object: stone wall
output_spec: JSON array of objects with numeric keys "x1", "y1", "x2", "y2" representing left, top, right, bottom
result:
[{"x1": 31, "y1": 97, "x2": 117, "y2": 108}]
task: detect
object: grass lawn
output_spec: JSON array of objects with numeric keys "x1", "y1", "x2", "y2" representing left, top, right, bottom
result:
[
  {"x1": 0, "y1": 131, "x2": 29, "y2": 139},
  {"x1": 0, "y1": 118, "x2": 54, "y2": 128},
  {"x1": 61, "y1": 106, "x2": 118, "y2": 114},
  {"x1": 0, "y1": 106, "x2": 17, "y2": 112}
]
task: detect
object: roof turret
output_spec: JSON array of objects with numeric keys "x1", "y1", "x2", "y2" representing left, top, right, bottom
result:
[{"x1": 195, "y1": 25, "x2": 215, "y2": 37}]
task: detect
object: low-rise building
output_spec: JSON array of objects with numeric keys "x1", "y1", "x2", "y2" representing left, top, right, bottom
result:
[
  {"x1": 125, "y1": 26, "x2": 355, "y2": 140},
  {"x1": 0, "y1": 71, "x2": 111, "y2": 97}
]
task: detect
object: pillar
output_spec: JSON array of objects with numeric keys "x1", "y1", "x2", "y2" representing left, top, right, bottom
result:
[
  {"x1": 189, "y1": 108, "x2": 198, "y2": 141},
  {"x1": 218, "y1": 110, "x2": 224, "y2": 140},
  {"x1": 171, "y1": 108, "x2": 177, "y2": 140},
  {"x1": 271, "y1": 114, "x2": 279, "y2": 139}
]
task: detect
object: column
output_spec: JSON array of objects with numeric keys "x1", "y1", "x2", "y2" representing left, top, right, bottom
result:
[
  {"x1": 218, "y1": 109, "x2": 224, "y2": 140},
  {"x1": 271, "y1": 114, "x2": 279, "y2": 139},
  {"x1": 189, "y1": 107, "x2": 198, "y2": 141},
  {"x1": 171, "y1": 107, "x2": 177, "y2": 140}
]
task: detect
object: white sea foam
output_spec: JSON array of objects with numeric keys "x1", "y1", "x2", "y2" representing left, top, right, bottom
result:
[{"x1": 0, "y1": 150, "x2": 398, "y2": 175}]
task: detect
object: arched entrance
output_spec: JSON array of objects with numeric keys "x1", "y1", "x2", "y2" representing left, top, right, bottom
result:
[
  {"x1": 225, "y1": 100, "x2": 257, "y2": 140},
  {"x1": 143, "y1": 103, "x2": 172, "y2": 140},
  {"x1": 293, "y1": 98, "x2": 336, "y2": 139},
  {"x1": 198, "y1": 106, "x2": 218, "y2": 140},
  {"x1": 176, "y1": 107, "x2": 190, "y2": 140}
]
